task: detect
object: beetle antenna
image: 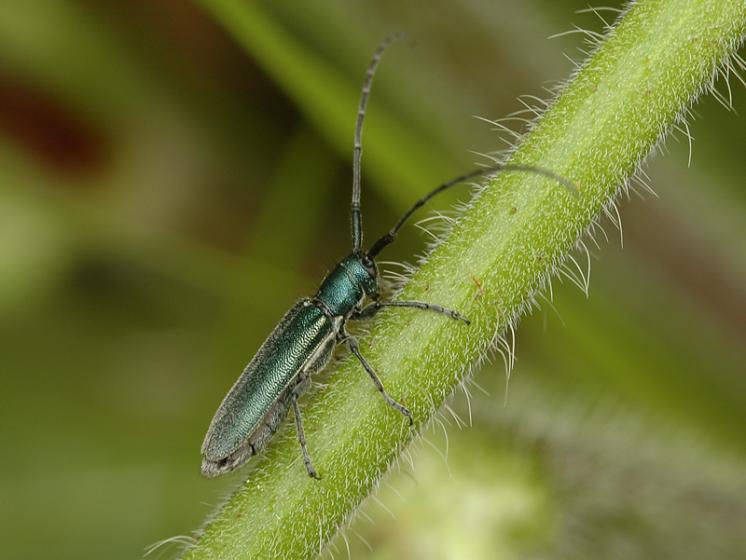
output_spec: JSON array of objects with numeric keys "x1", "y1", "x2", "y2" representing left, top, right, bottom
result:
[
  {"x1": 367, "y1": 164, "x2": 576, "y2": 258},
  {"x1": 351, "y1": 35, "x2": 401, "y2": 254}
]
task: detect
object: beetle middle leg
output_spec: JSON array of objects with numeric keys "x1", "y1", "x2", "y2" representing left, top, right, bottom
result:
[
  {"x1": 291, "y1": 394, "x2": 320, "y2": 479},
  {"x1": 343, "y1": 333, "x2": 413, "y2": 425},
  {"x1": 352, "y1": 300, "x2": 470, "y2": 324}
]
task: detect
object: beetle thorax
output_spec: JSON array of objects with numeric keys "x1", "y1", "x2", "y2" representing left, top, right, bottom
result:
[{"x1": 315, "y1": 254, "x2": 377, "y2": 317}]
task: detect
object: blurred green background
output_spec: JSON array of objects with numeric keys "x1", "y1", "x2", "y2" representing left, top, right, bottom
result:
[{"x1": 1, "y1": 1, "x2": 745, "y2": 559}]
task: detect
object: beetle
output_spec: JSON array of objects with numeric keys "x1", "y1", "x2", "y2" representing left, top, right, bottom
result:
[{"x1": 200, "y1": 37, "x2": 572, "y2": 479}]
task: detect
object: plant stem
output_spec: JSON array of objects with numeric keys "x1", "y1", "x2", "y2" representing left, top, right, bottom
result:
[{"x1": 184, "y1": 1, "x2": 746, "y2": 558}]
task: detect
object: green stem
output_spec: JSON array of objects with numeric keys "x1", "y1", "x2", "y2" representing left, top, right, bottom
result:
[{"x1": 184, "y1": 1, "x2": 746, "y2": 558}]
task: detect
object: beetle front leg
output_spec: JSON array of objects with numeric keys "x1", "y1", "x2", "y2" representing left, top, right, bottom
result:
[
  {"x1": 344, "y1": 334, "x2": 413, "y2": 425},
  {"x1": 352, "y1": 300, "x2": 470, "y2": 324},
  {"x1": 291, "y1": 394, "x2": 320, "y2": 480}
]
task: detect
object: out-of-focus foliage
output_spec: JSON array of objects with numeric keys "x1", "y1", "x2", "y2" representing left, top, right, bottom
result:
[{"x1": 0, "y1": 1, "x2": 744, "y2": 559}]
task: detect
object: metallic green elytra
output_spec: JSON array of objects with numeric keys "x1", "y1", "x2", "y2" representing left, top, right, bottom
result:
[{"x1": 200, "y1": 37, "x2": 574, "y2": 479}]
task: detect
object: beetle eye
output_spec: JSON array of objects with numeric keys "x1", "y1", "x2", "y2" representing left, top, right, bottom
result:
[{"x1": 361, "y1": 256, "x2": 377, "y2": 277}]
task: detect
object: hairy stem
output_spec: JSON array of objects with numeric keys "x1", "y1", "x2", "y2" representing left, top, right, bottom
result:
[{"x1": 184, "y1": 1, "x2": 746, "y2": 558}]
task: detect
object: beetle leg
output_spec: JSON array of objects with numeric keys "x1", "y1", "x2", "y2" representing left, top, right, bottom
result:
[
  {"x1": 350, "y1": 303, "x2": 378, "y2": 320},
  {"x1": 291, "y1": 394, "x2": 320, "y2": 480},
  {"x1": 345, "y1": 335, "x2": 413, "y2": 425},
  {"x1": 352, "y1": 300, "x2": 470, "y2": 324}
]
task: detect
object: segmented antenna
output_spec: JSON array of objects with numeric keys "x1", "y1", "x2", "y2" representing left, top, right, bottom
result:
[
  {"x1": 351, "y1": 35, "x2": 400, "y2": 254},
  {"x1": 367, "y1": 164, "x2": 576, "y2": 258}
]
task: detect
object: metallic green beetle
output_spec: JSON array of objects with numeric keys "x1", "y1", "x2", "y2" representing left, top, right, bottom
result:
[{"x1": 200, "y1": 38, "x2": 571, "y2": 479}]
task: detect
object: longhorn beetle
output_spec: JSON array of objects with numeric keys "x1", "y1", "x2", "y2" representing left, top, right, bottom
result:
[{"x1": 200, "y1": 37, "x2": 573, "y2": 478}]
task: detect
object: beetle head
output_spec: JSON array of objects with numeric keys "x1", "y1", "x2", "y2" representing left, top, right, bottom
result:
[{"x1": 351, "y1": 251, "x2": 379, "y2": 299}]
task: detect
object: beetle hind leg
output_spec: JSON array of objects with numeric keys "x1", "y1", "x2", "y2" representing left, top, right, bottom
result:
[{"x1": 291, "y1": 394, "x2": 320, "y2": 480}]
